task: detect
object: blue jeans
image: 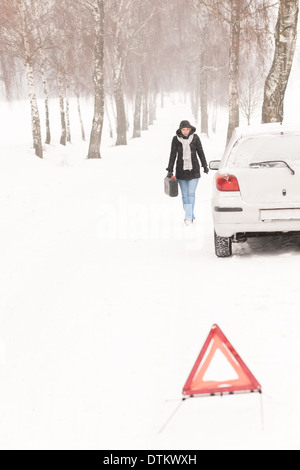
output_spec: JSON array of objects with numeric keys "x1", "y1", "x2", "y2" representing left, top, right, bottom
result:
[{"x1": 178, "y1": 178, "x2": 199, "y2": 220}]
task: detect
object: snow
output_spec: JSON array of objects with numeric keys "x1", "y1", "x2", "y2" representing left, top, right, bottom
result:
[
  {"x1": 0, "y1": 93, "x2": 300, "y2": 451},
  {"x1": 228, "y1": 134, "x2": 300, "y2": 168}
]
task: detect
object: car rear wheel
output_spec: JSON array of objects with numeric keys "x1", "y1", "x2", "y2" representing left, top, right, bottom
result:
[{"x1": 214, "y1": 231, "x2": 232, "y2": 257}]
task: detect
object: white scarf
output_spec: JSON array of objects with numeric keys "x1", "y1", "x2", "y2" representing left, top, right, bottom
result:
[{"x1": 177, "y1": 134, "x2": 194, "y2": 171}]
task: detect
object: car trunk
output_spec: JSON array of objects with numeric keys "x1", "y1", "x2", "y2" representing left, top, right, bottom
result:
[{"x1": 235, "y1": 167, "x2": 300, "y2": 204}]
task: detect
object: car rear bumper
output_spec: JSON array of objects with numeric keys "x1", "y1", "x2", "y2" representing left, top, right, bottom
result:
[
  {"x1": 212, "y1": 196, "x2": 300, "y2": 237},
  {"x1": 214, "y1": 220, "x2": 300, "y2": 238}
]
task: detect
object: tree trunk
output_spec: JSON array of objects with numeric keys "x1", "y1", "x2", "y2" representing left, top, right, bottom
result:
[
  {"x1": 142, "y1": 90, "x2": 148, "y2": 131},
  {"x1": 200, "y1": 65, "x2": 209, "y2": 135},
  {"x1": 113, "y1": 50, "x2": 127, "y2": 145},
  {"x1": 227, "y1": 0, "x2": 241, "y2": 144},
  {"x1": 262, "y1": 0, "x2": 299, "y2": 123},
  {"x1": 105, "y1": 99, "x2": 114, "y2": 139},
  {"x1": 191, "y1": 77, "x2": 199, "y2": 122},
  {"x1": 87, "y1": 5, "x2": 104, "y2": 158},
  {"x1": 76, "y1": 92, "x2": 86, "y2": 141},
  {"x1": 58, "y1": 71, "x2": 67, "y2": 146},
  {"x1": 149, "y1": 93, "x2": 156, "y2": 125},
  {"x1": 40, "y1": 58, "x2": 51, "y2": 145},
  {"x1": 19, "y1": 1, "x2": 43, "y2": 158},
  {"x1": 65, "y1": 77, "x2": 71, "y2": 143},
  {"x1": 132, "y1": 68, "x2": 143, "y2": 138},
  {"x1": 87, "y1": 0, "x2": 105, "y2": 158},
  {"x1": 212, "y1": 102, "x2": 217, "y2": 134},
  {"x1": 25, "y1": 59, "x2": 43, "y2": 158}
]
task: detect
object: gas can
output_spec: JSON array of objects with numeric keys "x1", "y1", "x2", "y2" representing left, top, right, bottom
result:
[{"x1": 164, "y1": 176, "x2": 178, "y2": 197}]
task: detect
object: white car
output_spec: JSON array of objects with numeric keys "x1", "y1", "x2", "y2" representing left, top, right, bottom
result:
[{"x1": 209, "y1": 123, "x2": 300, "y2": 257}]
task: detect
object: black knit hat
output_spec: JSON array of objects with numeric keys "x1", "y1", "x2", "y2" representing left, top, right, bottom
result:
[{"x1": 177, "y1": 120, "x2": 196, "y2": 134}]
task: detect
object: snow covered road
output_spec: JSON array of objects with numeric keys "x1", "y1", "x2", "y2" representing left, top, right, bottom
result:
[{"x1": 0, "y1": 101, "x2": 300, "y2": 449}]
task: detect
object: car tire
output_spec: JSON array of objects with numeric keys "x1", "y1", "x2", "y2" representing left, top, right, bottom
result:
[{"x1": 214, "y1": 231, "x2": 232, "y2": 257}]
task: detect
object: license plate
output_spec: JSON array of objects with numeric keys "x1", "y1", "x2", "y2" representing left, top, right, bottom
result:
[{"x1": 261, "y1": 208, "x2": 300, "y2": 221}]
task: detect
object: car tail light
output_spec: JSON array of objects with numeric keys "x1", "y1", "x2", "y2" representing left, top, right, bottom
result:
[{"x1": 216, "y1": 173, "x2": 240, "y2": 191}]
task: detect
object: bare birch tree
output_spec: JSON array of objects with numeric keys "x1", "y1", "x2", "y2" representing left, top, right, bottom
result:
[
  {"x1": 34, "y1": 1, "x2": 52, "y2": 145},
  {"x1": 19, "y1": 1, "x2": 44, "y2": 157},
  {"x1": 38, "y1": 46, "x2": 51, "y2": 144},
  {"x1": 107, "y1": 0, "x2": 160, "y2": 146},
  {"x1": 1, "y1": 0, "x2": 44, "y2": 157},
  {"x1": 85, "y1": 0, "x2": 105, "y2": 159},
  {"x1": 1, "y1": 0, "x2": 292, "y2": 157},
  {"x1": 262, "y1": 0, "x2": 299, "y2": 123},
  {"x1": 240, "y1": 72, "x2": 262, "y2": 125},
  {"x1": 227, "y1": 0, "x2": 241, "y2": 142},
  {"x1": 196, "y1": 0, "x2": 275, "y2": 142},
  {"x1": 52, "y1": 0, "x2": 93, "y2": 146}
]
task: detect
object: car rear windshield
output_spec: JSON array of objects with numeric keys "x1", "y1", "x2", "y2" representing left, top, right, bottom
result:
[{"x1": 227, "y1": 134, "x2": 300, "y2": 168}]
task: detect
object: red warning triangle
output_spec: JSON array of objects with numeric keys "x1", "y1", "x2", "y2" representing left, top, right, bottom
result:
[{"x1": 182, "y1": 324, "x2": 261, "y2": 396}]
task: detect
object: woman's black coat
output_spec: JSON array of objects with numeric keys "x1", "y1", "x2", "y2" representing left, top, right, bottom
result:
[{"x1": 166, "y1": 130, "x2": 208, "y2": 180}]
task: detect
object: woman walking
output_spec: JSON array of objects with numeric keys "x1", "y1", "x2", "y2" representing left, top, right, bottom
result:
[{"x1": 166, "y1": 120, "x2": 209, "y2": 225}]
